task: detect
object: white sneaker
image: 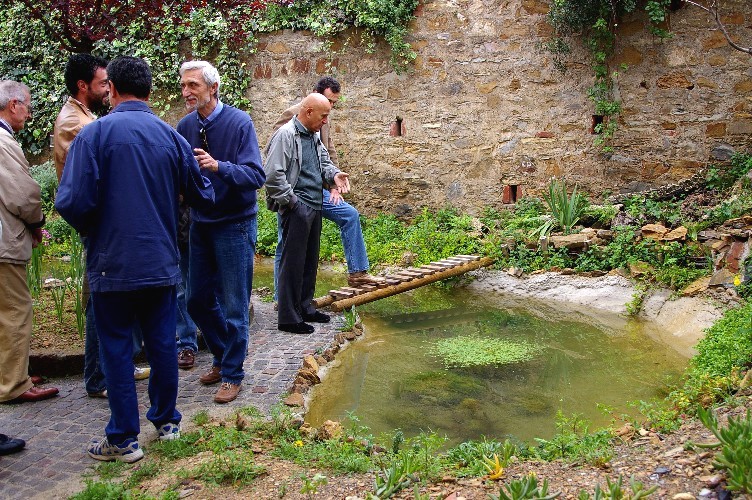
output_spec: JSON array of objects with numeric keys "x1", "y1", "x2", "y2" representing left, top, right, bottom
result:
[
  {"x1": 134, "y1": 366, "x2": 151, "y2": 380},
  {"x1": 157, "y1": 422, "x2": 181, "y2": 441}
]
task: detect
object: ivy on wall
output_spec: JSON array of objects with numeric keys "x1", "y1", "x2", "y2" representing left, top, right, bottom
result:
[
  {"x1": 0, "y1": 0, "x2": 418, "y2": 156},
  {"x1": 545, "y1": 0, "x2": 672, "y2": 151}
]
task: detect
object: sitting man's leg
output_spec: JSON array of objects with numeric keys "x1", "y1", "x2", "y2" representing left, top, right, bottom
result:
[{"x1": 321, "y1": 189, "x2": 385, "y2": 287}]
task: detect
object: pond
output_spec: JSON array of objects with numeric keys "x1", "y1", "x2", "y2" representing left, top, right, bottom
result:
[{"x1": 300, "y1": 280, "x2": 688, "y2": 445}]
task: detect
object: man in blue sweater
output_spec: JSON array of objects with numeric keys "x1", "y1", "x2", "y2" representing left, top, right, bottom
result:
[
  {"x1": 177, "y1": 60, "x2": 266, "y2": 404},
  {"x1": 56, "y1": 56, "x2": 215, "y2": 462}
]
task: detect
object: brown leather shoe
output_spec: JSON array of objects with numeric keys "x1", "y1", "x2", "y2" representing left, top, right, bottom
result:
[
  {"x1": 13, "y1": 386, "x2": 59, "y2": 402},
  {"x1": 199, "y1": 365, "x2": 221, "y2": 385},
  {"x1": 348, "y1": 271, "x2": 387, "y2": 287},
  {"x1": 30, "y1": 375, "x2": 44, "y2": 385},
  {"x1": 177, "y1": 349, "x2": 195, "y2": 370},
  {"x1": 214, "y1": 382, "x2": 241, "y2": 404}
]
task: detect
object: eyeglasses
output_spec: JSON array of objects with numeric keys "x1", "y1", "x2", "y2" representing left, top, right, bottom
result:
[
  {"x1": 199, "y1": 127, "x2": 209, "y2": 153},
  {"x1": 16, "y1": 99, "x2": 32, "y2": 114}
]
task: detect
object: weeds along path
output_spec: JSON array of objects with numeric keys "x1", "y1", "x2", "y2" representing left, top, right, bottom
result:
[{"x1": 0, "y1": 297, "x2": 343, "y2": 500}]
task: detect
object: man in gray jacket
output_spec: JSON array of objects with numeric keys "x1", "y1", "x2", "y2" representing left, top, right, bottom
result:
[{"x1": 265, "y1": 93, "x2": 350, "y2": 334}]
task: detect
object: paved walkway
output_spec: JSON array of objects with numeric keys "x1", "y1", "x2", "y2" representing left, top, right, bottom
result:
[{"x1": 0, "y1": 298, "x2": 343, "y2": 499}]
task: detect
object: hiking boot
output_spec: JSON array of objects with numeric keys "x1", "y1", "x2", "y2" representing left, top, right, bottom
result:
[
  {"x1": 214, "y1": 382, "x2": 241, "y2": 404},
  {"x1": 134, "y1": 366, "x2": 150, "y2": 380},
  {"x1": 157, "y1": 422, "x2": 181, "y2": 441},
  {"x1": 347, "y1": 271, "x2": 387, "y2": 287},
  {"x1": 87, "y1": 437, "x2": 143, "y2": 463},
  {"x1": 199, "y1": 365, "x2": 222, "y2": 385},
  {"x1": 177, "y1": 349, "x2": 195, "y2": 370}
]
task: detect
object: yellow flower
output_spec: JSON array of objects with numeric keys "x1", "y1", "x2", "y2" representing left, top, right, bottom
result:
[
  {"x1": 734, "y1": 275, "x2": 742, "y2": 287},
  {"x1": 294, "y1": 440, "x2": 304, "y2": 448},
  {"x1": 483, "y1": 454, "x2": 504, "y2": 480}
]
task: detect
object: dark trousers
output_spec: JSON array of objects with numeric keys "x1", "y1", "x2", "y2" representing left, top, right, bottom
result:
[
  {"x1": 278, "y1": 201, "x2": 321, "y2": 325},
  {"x1": 93, "y1": 286, "x2": 181, "y2": 445}
]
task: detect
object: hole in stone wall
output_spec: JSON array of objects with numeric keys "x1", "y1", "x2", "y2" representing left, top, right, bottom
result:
[
  {"x1": 591, "y1": 115, "x2": 604, "y2": 135},
  {"x1": 390, "y1": 116, "x2": 404, "y2": 137},
  {"x1": 502, "y1": 184, "x2": 522, "y2": 204}
]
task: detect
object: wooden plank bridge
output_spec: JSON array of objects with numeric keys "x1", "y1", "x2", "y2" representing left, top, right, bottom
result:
[{"x1": 313, "y1": 254, "x2": 494, "y2": 311}]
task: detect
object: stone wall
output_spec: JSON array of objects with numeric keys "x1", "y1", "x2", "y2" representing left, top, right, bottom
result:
[{"x1": 233, "y1": 0, "x2": 751, "y2": 218}]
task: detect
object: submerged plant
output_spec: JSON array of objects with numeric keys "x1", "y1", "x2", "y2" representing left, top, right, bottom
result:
[{"x1": 430, "y1": 336, "x2": 538, "y2": 368}]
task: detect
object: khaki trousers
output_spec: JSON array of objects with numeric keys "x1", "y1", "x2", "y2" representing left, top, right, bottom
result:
[{"x1": 0, "y1": 262, "x2": 34, "y2": 402}]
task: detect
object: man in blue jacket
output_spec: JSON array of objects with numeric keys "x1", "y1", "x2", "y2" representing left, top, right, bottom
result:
[
  {"x1": 177, "y1": 60, "x2": 266, "y2": 404},
  {"x1": 56, "y1": 56, "x2": 215, "y2": 463}
]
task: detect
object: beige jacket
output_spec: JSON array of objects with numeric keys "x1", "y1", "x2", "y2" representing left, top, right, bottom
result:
[
  {"x1": 273, "y1": 103, "x2": 339, "y2": 167},
  {"x1": 53, "y1": 97, "x2": 96, "y2": 181},
  {"x1": 0, "y1": 128, "x2": 43, "y2": 264}
]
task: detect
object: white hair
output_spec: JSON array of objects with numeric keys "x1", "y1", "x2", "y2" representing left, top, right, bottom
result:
[
  {"x1": 0, "y1": 80, "x2": 29, "y2": 110},
  {"x1": 179, "y1": 60, "x2": 221, "y2": 97}
]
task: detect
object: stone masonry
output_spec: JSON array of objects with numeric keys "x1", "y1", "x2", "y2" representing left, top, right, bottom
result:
[{"x1": 173, "y1": 0, "x2": 751, "y2": 218}]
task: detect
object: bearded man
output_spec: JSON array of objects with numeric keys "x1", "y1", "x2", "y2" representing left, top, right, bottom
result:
[{"x1": 176, "y1": 60, "x2": 265, "y2": 404}]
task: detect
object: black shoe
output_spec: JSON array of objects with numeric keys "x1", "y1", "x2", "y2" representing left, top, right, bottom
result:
[
  {"x1": 278, "y1": 322, "x2": 314, "y2": 334},
  {"x1": 303, "y1": 311, "x2": 330, "y2": 323},
  {"x1": 0, "y1": 434, "x2": 25, "y2": 455}
]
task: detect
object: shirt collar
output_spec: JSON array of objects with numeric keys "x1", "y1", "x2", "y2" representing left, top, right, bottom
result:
[
  {"x1": 198, "y1": 100, "x2": 223, "y2": 126},
  {"x1": 0, "y1": 118, "x2": 14, "y2": 135},
  {"x1": 293, "y1": 116, "x2": 313, "y2": 136},
  {"x1": 68, "y1": 96, "x2": 95, "y2": 117}
]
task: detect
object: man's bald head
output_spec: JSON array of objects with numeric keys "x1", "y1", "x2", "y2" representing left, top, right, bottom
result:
[{"x1": 297, "y1": 93, "x2": 332, "y2": 133}]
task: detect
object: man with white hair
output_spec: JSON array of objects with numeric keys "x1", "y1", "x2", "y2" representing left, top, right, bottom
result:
[
  {"x1": 176, "y1": 60, "x2": 265, "y2": 404},
  {"x1": 0, "y1": 80, "x2": 59, "y2": 403}
]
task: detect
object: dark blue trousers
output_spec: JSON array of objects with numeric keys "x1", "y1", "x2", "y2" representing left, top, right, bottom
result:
[{"x1": 92, "y1": 286, "x2": 181, "y2": 445}]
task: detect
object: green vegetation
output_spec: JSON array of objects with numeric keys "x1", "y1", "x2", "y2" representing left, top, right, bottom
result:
[
  {"x1": 532, "y1": 178, "x2": 589, "y2": 238},
  {"x1": 430, "y1": 336, "x2": 539, "y2": 368},
  {"x1": 0, "y1": 0, "x2": 418, "y2": 155},
  {"x1": 490, "y1": 474, "x2": 559, "y2": 500},
  {"x1": 695, "y1": 407, "x2": 752, "y2": 495},
  {"x1": 534, "y1": 412, "x2": 614, "y2": 467},
  {"x1": 545, "y1": 0, "x2": 671, "y2": 150},
  {"x1": 577, "y1": 476, "x2": 658, "y2": 500}
]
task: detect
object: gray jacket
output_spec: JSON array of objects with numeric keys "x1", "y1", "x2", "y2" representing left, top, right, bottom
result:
[{"x1": 264, "y1": 117, "x2": 339, "y2": 212}]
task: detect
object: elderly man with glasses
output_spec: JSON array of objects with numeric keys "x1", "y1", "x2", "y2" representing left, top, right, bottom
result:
[
  {"x1": 176, "y1": 60, "x2": 266, "y2": 404},
  {"x1": 0, "y1": 80, "x2": 60, "y2": 404}
]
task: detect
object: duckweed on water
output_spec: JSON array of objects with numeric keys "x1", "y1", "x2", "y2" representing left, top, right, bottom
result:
[{"x1": 430, "y1": 336, "x2": 539, "y2": 368}]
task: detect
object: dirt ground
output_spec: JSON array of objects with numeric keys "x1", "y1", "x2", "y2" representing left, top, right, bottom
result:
[{"x1": 129, "y1": 397, "x2": 750, "y2": 499}]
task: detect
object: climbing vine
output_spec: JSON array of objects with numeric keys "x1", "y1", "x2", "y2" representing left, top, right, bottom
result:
[
  {"x1": 0, "y1": 0, "x2": 418, "y2": 155},
  {"x1": 545, "y1": 0, "x2": 671, "y2": 151}
]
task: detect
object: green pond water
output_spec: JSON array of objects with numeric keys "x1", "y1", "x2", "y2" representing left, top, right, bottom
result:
[{"x1": 298, "y1": 278, "x2": 688, "y2": 445}]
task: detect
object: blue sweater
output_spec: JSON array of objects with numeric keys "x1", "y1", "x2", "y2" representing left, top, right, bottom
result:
[
  {"x1": 176, "y1": 105, "x2": 265, "y2": 224},
  {"x1": 55, "y1": 100, "x2": 215, "y2": 292}
]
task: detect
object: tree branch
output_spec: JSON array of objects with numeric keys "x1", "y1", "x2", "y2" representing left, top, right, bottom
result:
[{"x1": 683, "y1": 0, "x2": 752, "y2": 55}]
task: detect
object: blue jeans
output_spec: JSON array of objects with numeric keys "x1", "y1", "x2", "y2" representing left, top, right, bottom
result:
[
  {"x1": 187, "y1": 218, "x2": 256, "y2": 383},
  {"x1": 93, "y1": 286, "x2": 181, "y2": 445},
  {"x1": 274, "y1": 190, "x2": 369, "y2": 299},
  {"x1": 176, "y1": 246, "x2": 198, "y2": 353}
]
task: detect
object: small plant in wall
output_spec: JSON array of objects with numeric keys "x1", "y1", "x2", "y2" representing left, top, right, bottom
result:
[{"x1": 545, "y1": 0, "x2": 673, "y2": 151}]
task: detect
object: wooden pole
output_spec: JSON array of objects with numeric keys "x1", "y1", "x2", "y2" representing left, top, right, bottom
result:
[{"x1": 318, "y1": 257, "x2": 494, "y2": 312}]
